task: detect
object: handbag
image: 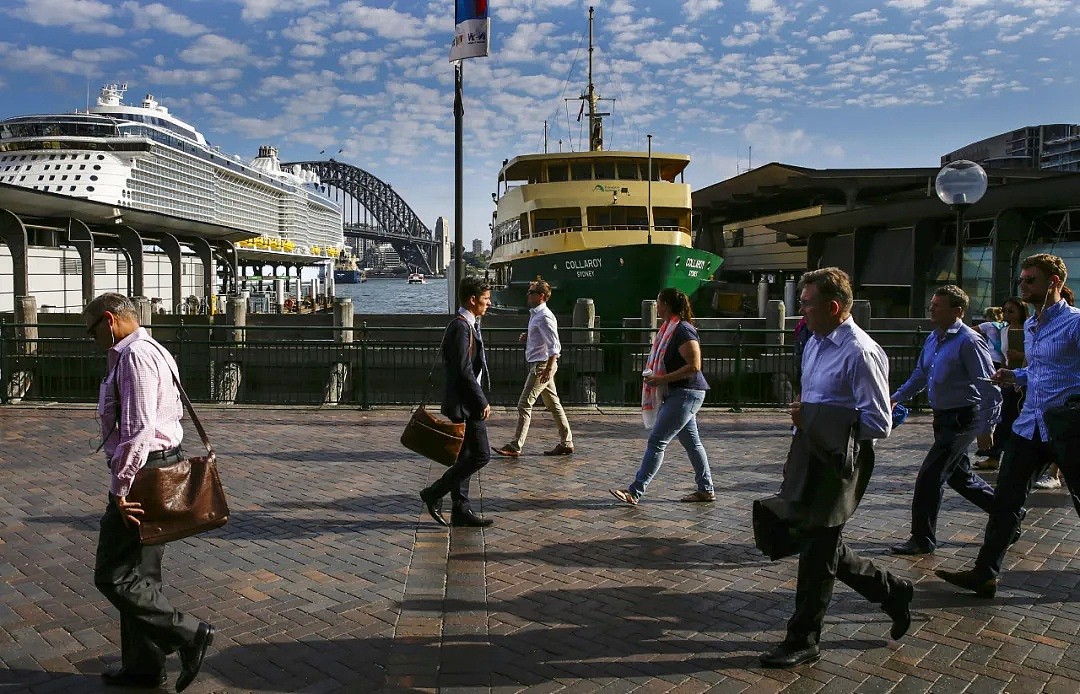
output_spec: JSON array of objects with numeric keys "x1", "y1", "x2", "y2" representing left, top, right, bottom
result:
[
  {"x1": 399, "y1": 317, "x2": 471, "y2": 467},
  {"x1": 126, "y1": 342, "x2": 230, "y2": 545}
]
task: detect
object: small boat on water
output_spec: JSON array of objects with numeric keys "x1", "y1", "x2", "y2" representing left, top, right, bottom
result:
[
  {"x1": 487, "y1": 8, "x2": 722, "y2": 321},
  {"x1": 334, "y1": 255, "x2": 363, "y2": 284},
  {"x1": 407, "y1": 272, "x2": 426, "y2": 284}
]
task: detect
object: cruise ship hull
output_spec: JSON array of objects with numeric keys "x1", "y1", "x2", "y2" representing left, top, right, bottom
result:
[{"x1": 491, "y1": 244, "x2": 722, "y2": 321}]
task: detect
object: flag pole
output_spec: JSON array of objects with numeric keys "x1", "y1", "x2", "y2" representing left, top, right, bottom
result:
[{"x1": 454, "y1": 60, "x2": 464, "y2": 308}]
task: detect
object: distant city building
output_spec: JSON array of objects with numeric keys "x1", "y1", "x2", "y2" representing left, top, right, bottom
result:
[
  {"x1": 364, "y1": 243, "x2": 402, "y2": 269},
  {"x1": 472, "y1": 238, "x2": 483, "y2": 256},
  {"x1": 434, "y1": 217, "x2": 451, "y2": 272},
  {"x1": 942, "y1": 124, "x2": 1080, "y2": 172}
]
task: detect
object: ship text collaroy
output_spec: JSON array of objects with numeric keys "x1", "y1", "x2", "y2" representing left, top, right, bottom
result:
[{"x1": 565, "y1": 258, "x2": 602, "y2": 270}]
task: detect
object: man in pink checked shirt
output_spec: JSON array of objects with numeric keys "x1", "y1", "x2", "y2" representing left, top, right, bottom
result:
[{"x1": 85, "y1": 293, "x2": 213, "y2": 692}]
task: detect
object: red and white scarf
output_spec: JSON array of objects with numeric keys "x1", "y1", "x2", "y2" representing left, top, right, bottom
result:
[{"x1": 641, "y1": 317, "x2": 680, "y2": 427}]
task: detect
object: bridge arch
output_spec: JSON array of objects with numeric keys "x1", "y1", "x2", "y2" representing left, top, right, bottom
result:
[{"x1": 286, "y1": 160, "x2": 435, "y2": 272}]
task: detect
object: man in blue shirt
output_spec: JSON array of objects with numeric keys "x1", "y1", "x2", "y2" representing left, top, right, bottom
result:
[
  {"x1": 890, "y1": 285, "x2": 1001, "y2": 555},
  {"x1": 938, "y1": 254, "x2": 1080, "y2": 597},
  {"x1": 760, "y1": 268, "x2": 913, "y2": 669}
]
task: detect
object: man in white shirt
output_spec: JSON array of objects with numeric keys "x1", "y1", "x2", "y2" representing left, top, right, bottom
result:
[{"x1": 493, "y1": 280, "x2": 574, "y2": 458}]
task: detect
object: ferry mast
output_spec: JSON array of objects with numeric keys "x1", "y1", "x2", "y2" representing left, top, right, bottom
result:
[{"x1": 586, "y1": 6, "x2": 607, "y2": 152}]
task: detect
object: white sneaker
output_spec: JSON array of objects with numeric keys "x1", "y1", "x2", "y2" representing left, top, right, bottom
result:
[{"x1": 1034, "y1": 475, "x2": 1062, "y2": 490}]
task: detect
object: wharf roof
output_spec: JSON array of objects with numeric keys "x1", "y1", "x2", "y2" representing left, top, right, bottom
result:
[
  {"x1": 769, "y1": 170, "x2": 1080, "y2": 237},
  {"x1": 692, "y1": 161, "x2": 1060, "y2": 225},
  {"x1": 0, "y1": 181, "x2": 256, "y2": 242}
]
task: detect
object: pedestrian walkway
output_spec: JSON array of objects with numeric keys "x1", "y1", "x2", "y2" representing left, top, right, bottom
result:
[{"x1": 2, "y1": 406, "x2": 1080, "y2": 693}]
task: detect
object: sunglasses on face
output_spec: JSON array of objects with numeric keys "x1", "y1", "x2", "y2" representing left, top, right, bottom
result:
[{"x1": 527, "y1": 289, "x2": 542, "y2": 295}]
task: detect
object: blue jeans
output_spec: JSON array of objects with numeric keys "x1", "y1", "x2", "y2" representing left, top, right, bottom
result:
[{"x1": 628, "y1": 388, "x2": 712, "y2": 498}]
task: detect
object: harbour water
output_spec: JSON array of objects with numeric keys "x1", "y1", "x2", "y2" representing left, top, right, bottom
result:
[{"x1": 335, "y1": 277, "x2": 449, "y2": 314}]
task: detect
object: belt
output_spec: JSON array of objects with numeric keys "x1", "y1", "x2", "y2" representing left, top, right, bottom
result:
[{"x1": 145, "y1": 446, "x2": 184, "y2": 468}]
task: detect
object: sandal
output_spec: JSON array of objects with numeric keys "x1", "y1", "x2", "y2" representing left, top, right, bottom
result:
[{"x1": 609, "y1": 488, "x2": 638, "y2": 505}]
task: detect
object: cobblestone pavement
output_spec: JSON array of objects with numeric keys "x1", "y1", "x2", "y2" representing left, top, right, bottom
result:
[{"x1": 2, "y1": 405, "x2": 1080, "y2": 693}]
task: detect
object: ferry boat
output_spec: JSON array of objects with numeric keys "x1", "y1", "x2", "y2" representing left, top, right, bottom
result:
[
  {"x1": 488, "y1": 9, "x2": 722, "y2": 321},
  {"x1": 407, "y1": 272, "x2": 426, "y2": 284},
  {"x1": 0, "y1": 84, "x2": 343, "y2": 259}
]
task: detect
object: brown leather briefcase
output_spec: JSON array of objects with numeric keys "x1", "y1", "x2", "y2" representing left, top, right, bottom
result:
[
  {"x1": 401, "y1": 405, "x2": 465, "y2": 467},
  {"x1": 129, "y1": 453, "x2": 229, "y2": 545}
]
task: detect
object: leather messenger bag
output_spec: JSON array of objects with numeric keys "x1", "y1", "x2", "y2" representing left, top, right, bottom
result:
[
  {"x1": 127, "y1": 343, "x2": 230, "y2": 545},
  {"x1": 400, "y1": 318, "x2": 471, "y2": 467}
]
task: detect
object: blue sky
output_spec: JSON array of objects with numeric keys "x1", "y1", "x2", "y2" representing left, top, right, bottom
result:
[{"x1": 1, "y1": 0, "x2": 1078, "y2": 250}]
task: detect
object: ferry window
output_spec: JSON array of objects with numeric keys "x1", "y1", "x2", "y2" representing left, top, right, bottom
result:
[
  {"x1": 547, "y1": 164, "x2": 568, "y2": 182},
  {"x1": 564, "y1": 216, "x2": 582, "y2": 231},
  {"x1": 535, "y1": 217, "x2": 559, "y2": 233},
  {"x1": 93, "y1": 165, "x2": 101, "y2": 170},
  {"x1": 96, "y1": 155, "x2": 104, "y2": 160},
  {"x1": 571, "y1": 163, "x2": 591, "y2": 180},
  {"x1": 89, "y1": 175, "x2": 98, "y2": 181},
  {"x1": 86, "y1": 186, "x2": 95, "y2": 192},
  {"x1": 594, "y1": 162, "x2": 615, "y2": 180}
]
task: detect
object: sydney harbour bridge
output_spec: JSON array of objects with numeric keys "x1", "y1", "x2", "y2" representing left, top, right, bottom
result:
[{"x1": 286, "y1": 160, "x2": 440, "y2": 273}]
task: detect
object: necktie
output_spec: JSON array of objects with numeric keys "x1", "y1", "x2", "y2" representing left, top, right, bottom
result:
[{"x1": 474, "y1": 322, "x2": 491, "y2": 392}]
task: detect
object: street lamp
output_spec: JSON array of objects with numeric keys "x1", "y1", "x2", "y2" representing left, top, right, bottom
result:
[{"x1": 935, "y1": 160, "x2": 987, "y2": 287}]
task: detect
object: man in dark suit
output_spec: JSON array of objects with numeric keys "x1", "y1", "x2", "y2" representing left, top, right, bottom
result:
[{"x1": 419, "y1": 276, "x2": 494, "y2": 528}]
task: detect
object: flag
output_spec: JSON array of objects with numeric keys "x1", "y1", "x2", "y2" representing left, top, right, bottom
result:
[{"x1": 450, "y1": 0, "x2": 489, "y2": 62}]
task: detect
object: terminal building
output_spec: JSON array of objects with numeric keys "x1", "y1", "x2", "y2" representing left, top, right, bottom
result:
[{"x1": 692, "y1": 124, "x2": 1080, "y2": 319}]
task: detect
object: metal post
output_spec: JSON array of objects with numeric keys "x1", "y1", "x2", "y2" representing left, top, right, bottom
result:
[
  {"x1": 454, "y1": 61, "x2": 465, "y2": 308},
  {"x1": 954, "y1": 206, "x2": 965, "y2": 288},
  {"x1": 730, "y1": 326, "x2": 743, "y2": 413},
  {"x1": 647, "y1": 134, "x2": 653, "y2": 244}
]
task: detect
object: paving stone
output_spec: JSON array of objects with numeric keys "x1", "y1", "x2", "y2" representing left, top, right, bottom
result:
[{"x1": 2, "y1": 407, "x2": 1080, "y2": 691}]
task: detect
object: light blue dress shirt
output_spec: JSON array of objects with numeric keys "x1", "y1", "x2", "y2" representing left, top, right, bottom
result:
[
  {"x1": 1012, "y1": 300, "x2": 1080, "y2": 441},
  {"x1": 891, "y1": 320, "x2": 1002, "y2": 430},
  {"x1": 525, "y1": 303, "x2": 561, "y2": 363},
  {"x1": 801, "y1": 317, "x2": 892, "y2": 440}
]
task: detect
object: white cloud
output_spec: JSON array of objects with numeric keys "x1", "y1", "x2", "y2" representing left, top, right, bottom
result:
[
  {"x1": 230, "y1": 0, "x2": 327, "y2": 23},
  {"x1": 866, "y1": 33, "x2": 924, "y2": 52},
  {"x1": 143, "y1": 66, "x2": 245, "y2": 86},
  {"x1": 635, "y1": 39, "x2": 705, "y2": 65},
  {"x1": 683, "y1": 0, "x2": 723, "y2": 22},
  {"x1": 123, "y1": 2, "x2": 208, "y2": 37},
  {"x1": 179, "y1": 35, "x2": 254, "y2": 65},
  {"x1": 10, "y1": 0, "x2": 123, "y2": 36},
  {"x1": 499, "y1": 22, "x2": 558, "y2": 63},
  {"x1": 811, "y1": 29, "x2": 853, "y2": 44},
  {"x1": 886, "y1": 0, "x2": 932, "y2": 10},
  {"x1": 850, "y1": 9, "x2": 886, "y2": 25},
  {"x1": 340, "y1": 3, "x2": 433, "y2": 40}
]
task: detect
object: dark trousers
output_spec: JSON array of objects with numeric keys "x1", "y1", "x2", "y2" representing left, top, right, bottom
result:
[
  {"x1": 975, "y1": 429, "x2": 1080, "y2": 578},
  {"x1": 990, "y1": 387, "x2": 1023, "y2": 457},
  {"x1": 910, "y1": 406, "x2": 995, "y2": 548},
  {"x1": 785, "y1": 524, "x2": 901, "y2": 648},
  {"x1": 426, "y1": 418, "x2": 489, "y2": 513},
  {"x1": 94, "y1": 492, "x2": 201, "y2": 674}
]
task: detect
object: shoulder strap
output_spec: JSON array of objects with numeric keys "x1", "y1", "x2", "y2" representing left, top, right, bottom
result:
[{"x1": 419, "y1": 316, "x2": 471, "y2": 406}]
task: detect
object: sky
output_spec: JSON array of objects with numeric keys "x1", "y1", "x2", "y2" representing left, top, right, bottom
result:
[{"x1": 1, "y1": 0, "x2": 1078, "y2": 251}]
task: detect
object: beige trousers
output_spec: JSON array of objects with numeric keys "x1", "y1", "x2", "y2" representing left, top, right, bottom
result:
[{"x1": 508, "y1": 360, "x2": 573, "y2": 451}]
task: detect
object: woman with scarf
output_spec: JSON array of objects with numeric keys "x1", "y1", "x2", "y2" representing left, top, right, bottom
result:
[{"x1": 610, "y1": 288, "x2": 715, "y2": 505}]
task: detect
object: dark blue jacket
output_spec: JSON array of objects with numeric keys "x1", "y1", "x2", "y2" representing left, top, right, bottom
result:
[{"x1": 441, "y1": 315, "x2": 488, "y2": 421}]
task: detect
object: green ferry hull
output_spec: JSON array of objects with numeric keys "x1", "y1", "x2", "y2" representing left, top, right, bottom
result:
[{"x1": 491, "y1": 245, "x2": 723, "y2": 322}]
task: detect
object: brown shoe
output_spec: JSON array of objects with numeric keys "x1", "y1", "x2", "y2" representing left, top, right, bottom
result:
[
  {"x1": 492, "y1": 446, "x2": 520, "y2": 458},
  {"x1": 544, "y1": 443, "x2": 574, "y2": 456},
  {"x1": 974, "y1": 456, "x2": 999, "y2": 471},
  {"x1": 680, "y1": 490, "x2": 716, "y2": 502},
  {"x1": 609, "y1": 488, "x2": 638, "y2": 505}
]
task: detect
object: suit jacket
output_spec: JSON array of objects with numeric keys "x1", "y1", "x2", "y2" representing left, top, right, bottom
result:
[
  {"x1": 441, "y1": 315, "x2": 488, "y2": 421},
  {"x1": 763, "y1": 402, "x2": 875, "y2": 531}
]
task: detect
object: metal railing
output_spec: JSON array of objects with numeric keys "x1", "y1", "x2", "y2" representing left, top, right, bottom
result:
[{"x1": 0, "y1": 320, "x2": 929, "y2": 409}]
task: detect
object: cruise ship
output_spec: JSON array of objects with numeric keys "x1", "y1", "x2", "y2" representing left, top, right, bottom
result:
[
  {"x1": 488, "y1": 9, "x2": 722, "y2": 321},
  {"x1": 0, "y1": 84, "x2": 342, "y2": 258}
]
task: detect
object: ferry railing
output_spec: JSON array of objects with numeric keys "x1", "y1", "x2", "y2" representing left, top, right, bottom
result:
[{"x1": 0, "y1": 321, "x2": 929, "y2": 409}]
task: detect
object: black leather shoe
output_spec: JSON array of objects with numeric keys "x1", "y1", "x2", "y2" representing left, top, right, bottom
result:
[
  {"x1": 935, "y1": 568, "x2": 998, "y2": 598},
  {"x1": 759, "y1": 643, "x2": 820, "y2": 668},
  {"x1": 100, "y1": 666, "x2": 167, "y2": 688},
  {"x1": 176, "y1": 622, "x2": 214, "y2": 692},
  {"x1": 890, "y1": 538, "x2": 934, "y2": 555},
  {"x1": 883, "y1": 579, "x2": 914, "y2": 640},
  {"x1": 419, "y1": 488, "x2": 448, "y2": 526},
  {"x1": 451, "y1": 511, "x2": 493, "y2": 528}
]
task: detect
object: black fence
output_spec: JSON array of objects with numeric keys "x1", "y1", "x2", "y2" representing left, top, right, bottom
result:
[{"x1": 0, "y1": 320, "x2": 929, "y2": 410}]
